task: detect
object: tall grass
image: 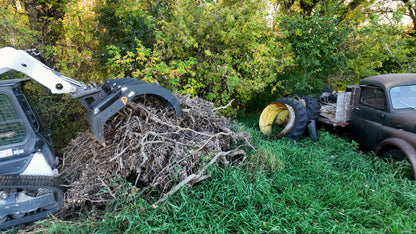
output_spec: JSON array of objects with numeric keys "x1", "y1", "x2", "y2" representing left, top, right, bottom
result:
[{"x1": 28, "y1": 118, "x2": 416, "y2": 233}]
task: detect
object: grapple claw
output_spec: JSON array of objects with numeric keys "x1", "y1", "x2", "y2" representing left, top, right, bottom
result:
[{"x1": 77, "y1": 78, "x2": 181, "y2": 143}]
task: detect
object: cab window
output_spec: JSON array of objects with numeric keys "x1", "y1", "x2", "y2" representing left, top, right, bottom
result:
[
  {"x1": 0, "y1": 93, "x2": 27, "y2": 146},
  {"x1": 360, "y1": 86, "x2": 386, "y2": 109}
]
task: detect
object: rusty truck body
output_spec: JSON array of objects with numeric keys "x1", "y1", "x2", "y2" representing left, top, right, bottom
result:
[{"x1": 319, "y1": 73, "x2": 416, "y2": 177}]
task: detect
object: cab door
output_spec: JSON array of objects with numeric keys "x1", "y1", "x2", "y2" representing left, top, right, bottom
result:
[{"x1": 351, "y1": 86, "x2": 388, "y2": 150}]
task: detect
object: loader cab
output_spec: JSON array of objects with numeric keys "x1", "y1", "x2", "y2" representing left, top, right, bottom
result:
[{"x1": 0, "y1": 78, "x2": 56, "y2": 175}]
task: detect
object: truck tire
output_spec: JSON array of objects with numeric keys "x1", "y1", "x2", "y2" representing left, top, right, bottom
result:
[
  {"x1": 259, "y1": 97, "x2": 308, "y2": 140},
  {"x1": 302, "y1": 96, "x2": 321, "y2": 121}
]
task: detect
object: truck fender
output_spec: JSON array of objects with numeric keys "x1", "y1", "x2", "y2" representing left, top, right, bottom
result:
[{"x1": 376, "y1": 138, "x2": 416, "y2": 179}]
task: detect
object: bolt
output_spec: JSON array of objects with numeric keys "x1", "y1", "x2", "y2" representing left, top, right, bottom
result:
[{"x1": 0, "y1": 191, "x2": 8, "y2": 200}]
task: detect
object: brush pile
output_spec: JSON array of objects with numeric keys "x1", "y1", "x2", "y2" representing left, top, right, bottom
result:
[{"x1": 59, "y1": 94, "x2": 250, "y2": 215}]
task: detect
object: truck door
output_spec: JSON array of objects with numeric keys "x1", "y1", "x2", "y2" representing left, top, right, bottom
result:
[{"x1": 351, "y1": 86, "x2": 387, "y2": 150}]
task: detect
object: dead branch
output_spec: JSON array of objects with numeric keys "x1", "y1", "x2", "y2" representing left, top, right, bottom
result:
[{"x1": 59, "y1": 94, "x2": 252, "y2": 216}]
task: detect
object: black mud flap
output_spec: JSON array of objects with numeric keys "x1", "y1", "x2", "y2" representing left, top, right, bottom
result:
[
  {"x1": 307, "y1": 120, "x2": 319, "y2": 142},
  {"x1": 84, "y1": 78, "x2": 181, "y2": 143}
]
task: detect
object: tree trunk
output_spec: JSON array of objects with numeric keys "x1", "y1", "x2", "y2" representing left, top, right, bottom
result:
[
  {"x1": 22, "y1": 0, "x2": 67, "y2": 47},
  {"x1": 400, "y1": 0, "x2": 415, "y2": 35}
]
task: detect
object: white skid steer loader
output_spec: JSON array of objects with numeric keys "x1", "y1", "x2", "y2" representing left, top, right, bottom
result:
[{"x1": 0, "y1": 47, "x2": 181, "y2": 229}]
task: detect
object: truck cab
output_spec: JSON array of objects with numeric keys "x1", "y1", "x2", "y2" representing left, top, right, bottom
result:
[{"x1": 350, "y1": 74, "x2": 416, "y2": 170}]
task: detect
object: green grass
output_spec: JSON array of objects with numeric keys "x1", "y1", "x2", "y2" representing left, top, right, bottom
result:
[{"x1": 25, "y1": 117, "x2": 416, "y2": 233}]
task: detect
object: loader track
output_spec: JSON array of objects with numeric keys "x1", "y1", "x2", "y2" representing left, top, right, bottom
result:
[{"x1": 0, "y1": 175, "x2": 64, "y2": 230}]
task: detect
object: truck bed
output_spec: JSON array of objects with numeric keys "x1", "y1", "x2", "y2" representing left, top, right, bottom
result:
[{"x1": 318, "y1": 92, "x2": 352, "y2": 127}]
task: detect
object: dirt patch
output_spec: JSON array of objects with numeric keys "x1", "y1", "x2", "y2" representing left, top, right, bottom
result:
[{"x1": 58, "y1": 94, "x2": 251, "y2": 218}]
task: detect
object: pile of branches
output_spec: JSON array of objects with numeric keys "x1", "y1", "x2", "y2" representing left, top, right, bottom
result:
[{"x1": 59, "y1": 94, "x2": 251, "y2": 215}]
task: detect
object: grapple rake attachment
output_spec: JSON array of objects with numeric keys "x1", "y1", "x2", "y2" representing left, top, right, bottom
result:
[{"x1": 75, "y1": 78, "x2": 181, "y2": 143}]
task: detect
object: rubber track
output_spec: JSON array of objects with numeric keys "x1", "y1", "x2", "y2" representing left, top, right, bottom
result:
[{"x1": 0, "y1": 175, "x2": 64, "y2": 230}]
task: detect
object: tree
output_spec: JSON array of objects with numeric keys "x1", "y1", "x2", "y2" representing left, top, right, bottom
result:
[
  {"x1": 49, "y1": 0, "x2": 102, "y2": 83},
  {"x1": 157, "y1": 0, "x2": 291, "y2": 114},
  {"x1": 0, "y1": 2, "x2": 37, "y2": 48},
  {"x1": 279, "y1": 14, "x2": 351, "y2": 75},
  {"x1": 373, "y1": 0, "x2": 416, "y2": 35},
  {"x1": 270, "y1": 0, "x2": 375, "y2": 21},
  {"x1": 106, "y1": 0, "x2": 292, "y2": 115},
  {"x1": 94, "y1": 0, "x2": 164, "y2": 67},
  {"x1": 346, "y1": 16, "x2": 416, "y2": 78},
  {"x1": 400, "y1": 0, "x2": 416, "y2": 33},
  {"x1": 2, "y1": 0, "x2": 69, "y2": 67},
  {"x1": 21, "y1": 0, "x2": 68, "y2": 46}
]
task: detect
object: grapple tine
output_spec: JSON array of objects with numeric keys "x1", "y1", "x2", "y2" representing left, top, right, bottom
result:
[{"x1": 77, "y1": 78, "x2": 181, "y2": 143}]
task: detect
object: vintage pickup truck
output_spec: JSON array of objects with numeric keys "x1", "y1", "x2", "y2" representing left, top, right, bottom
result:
[{"x1": 259, "y1": 73, "x2": 416, "y2": 178}]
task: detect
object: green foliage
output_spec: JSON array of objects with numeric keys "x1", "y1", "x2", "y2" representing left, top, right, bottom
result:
[
  {"x1": 95, "y1": 0, "x2": 159, "y2": 65},
  {"x1": 270, "y1": 0, "x2": 375, "y2": 22},
  {"x1": 282, "y1": 73, "x2": 327, "y2": 95},
  {"x1": 20, "y1": 0, "x2": 69, "y2": 51},
  {"x1": 346, "y1": 16, "x2": 416, "y2": 80},
  {"x1": 1, "y1": 0, "x2": 416, "y2": 144},
  {"x1": 106, "y1": 41, "x2": 197, "y2": 94},
  {"x1": 35, "y1": 0, "x2": 103, "y2": 147},
  {"x1": 0, "y1": 4, "x2": 38, "y2": 48},
  {"x1": 44, "y1": 0, "x2": 104, "y2": 83},
  {"x1": 151, "y1": 0, "x2": 291, "y2": 116},
  {"x1": 277, "y1": 14, "x2": 352, "y2": 92}
]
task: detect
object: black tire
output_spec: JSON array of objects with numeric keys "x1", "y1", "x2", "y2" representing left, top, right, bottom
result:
[
  {"x1": 382, "y1": 149, "x2": 406, "y2": 161},
  {"x1": 274, "y1": 97, "x2": 309, "y2": 140},
  {"x1": 302, "y1": 96, "x2": 321, "y2": 121}
]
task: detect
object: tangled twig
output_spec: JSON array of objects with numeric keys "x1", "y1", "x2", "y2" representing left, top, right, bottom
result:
[{"x1": 59, "y1": 94, "x2": 251, "y2": 217}]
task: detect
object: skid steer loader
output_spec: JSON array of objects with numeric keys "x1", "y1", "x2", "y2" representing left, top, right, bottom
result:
[{"x1": 0, "y1": 47, "x2": 181, "y2": 229}]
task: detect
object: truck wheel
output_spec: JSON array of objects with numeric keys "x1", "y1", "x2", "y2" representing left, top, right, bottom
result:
[
  {"x1": 382, "y1": 149, "x2": 406, "y2": 161},
  {"x1": 259, "y1": 97, "x2": 308, "y2": 140},
  {"x1": 302, "y1": 96, "x2": 321, "y2": 121}
]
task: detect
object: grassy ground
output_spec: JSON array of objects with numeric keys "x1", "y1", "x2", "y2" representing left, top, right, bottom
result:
[{"x1": 13, "y1": 117, "x2": 416, "y2": 233}]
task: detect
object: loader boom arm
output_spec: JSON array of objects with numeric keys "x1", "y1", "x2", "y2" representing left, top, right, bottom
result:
[
  {"x1": 0, "y1": 47, "x2": 181, "y2": 143},
  {"x1": 0, "y1": 47, "x2": 85, "y2": 94}
]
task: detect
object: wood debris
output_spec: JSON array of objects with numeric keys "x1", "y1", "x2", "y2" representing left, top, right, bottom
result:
[{"x1": 59, "y1": 94, "x2": 251, "y2": 216}]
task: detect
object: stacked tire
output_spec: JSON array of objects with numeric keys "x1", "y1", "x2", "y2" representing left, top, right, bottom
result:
[{"x1": 259, "y1": 96, "x2": 320, "y2": 141}]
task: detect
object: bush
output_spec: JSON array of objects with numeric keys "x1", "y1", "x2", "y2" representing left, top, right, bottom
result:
[{"x1": 115, "y1": 0, "x2": 292, "y2": 116}]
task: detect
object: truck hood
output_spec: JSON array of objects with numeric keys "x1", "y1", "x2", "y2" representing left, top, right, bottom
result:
[{"x1": 390, "y1": 111, "x2": 416, "y2": 133}]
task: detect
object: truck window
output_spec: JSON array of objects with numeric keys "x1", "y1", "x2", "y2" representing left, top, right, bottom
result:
[
  {"x1": 0, "y1": 93, "x2": 27, "y2": 146},
  {"x1": 390, "y1": 85, "x2": 416, "y2": 109},
  {"x1": 360, "y1": 86, "x2": 385, "y2": 109}
]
